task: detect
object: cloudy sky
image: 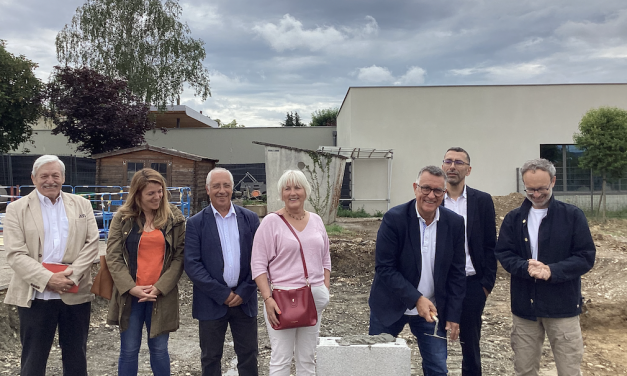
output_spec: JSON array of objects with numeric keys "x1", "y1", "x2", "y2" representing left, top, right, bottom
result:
[{"x1": 2, "y1": 0, "x2": 627, "y2": 126}]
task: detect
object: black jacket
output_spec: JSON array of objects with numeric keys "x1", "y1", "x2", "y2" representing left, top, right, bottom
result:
[
  {"x1": 369, "y1": 200, "x2": 467, "y2": 328},
  {"x1": 441, "y1": 186, "x2": 497, "y2": 292},
  {"x1": 495, "y1": 196, "x2": 596, "y2": 320}
]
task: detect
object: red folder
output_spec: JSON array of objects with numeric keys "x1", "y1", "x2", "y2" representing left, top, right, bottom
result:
[{"x1": 42, "y1": 263, "x2": 79, "y2": 293}]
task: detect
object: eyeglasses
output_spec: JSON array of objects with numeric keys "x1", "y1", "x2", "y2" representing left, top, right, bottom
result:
[
  {"x1": 443, "y1": 159, "x2": 470, "y2": 166},
  {"x1": 416, "y1": 185, "x2": 446, "y2": 197},
  {"x1": 524, "y1": 187, "x2": 550, "y2": 194}
]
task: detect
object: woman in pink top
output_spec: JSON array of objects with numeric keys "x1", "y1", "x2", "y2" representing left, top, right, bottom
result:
[{"x1": 252, "y1": 170, "x2": 331, "y2": 376}]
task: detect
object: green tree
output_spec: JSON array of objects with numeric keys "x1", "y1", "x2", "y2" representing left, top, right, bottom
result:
[
  {"x1": 215, "y1": 119, "x2": 245, "y2": 128},
  {"x1": 0, "y1": 41, "x2": 43, "y2": 153},
  {"x1": 45, "y1": 66, "x2": 156, "y2": 155},
  {"x1": 310, "y1": 107, "x2": 339, "y2": 127},
  {"x1": 280, "y1": 111, "x2": 305, "y2": 127},
  {"x1": 573, "y1": 106, "x2": 627, "y2": 220},
  {"x1": 56, "y1": 0, "x2": 210, "y2": 110}
]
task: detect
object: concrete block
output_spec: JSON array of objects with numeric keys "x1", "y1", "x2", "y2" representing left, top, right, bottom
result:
[{"x1": 316, "y1": 337, "x2": 411, "y2": 376}]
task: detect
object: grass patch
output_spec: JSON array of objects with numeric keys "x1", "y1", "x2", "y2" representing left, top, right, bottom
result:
[
  {"x1": 325, "y1": 224, "x2": 347, "y2": 235},
  {"x1": 337, "y1": 207, "x2": 375, "y2": 218},
  {"x1": 583, "y1": 208, "x2": 627, "y2": 220}
]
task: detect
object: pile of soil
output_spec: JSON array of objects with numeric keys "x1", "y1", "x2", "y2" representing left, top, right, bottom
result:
[{"x1": 0, "y1": 196, "x2": 626, "y2": 375}]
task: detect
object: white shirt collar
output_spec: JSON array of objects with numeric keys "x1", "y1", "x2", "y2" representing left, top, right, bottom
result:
[
  {"x1": 444, "y1": 184, "x2": 467, "y2": 201},
  {"x1": 211, "y1": 202, "x2": 236, "y2": 218},
  {"x1": 36, "y1": 190, "x2": 63, "y2": 207}
]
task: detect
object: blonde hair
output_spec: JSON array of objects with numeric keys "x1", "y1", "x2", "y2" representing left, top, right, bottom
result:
[
  {"x1": 277, "y1": 170, "x2": 312, "y2": 199},
  {"x1": 118, "y1": 168, "x2": 171, "y2": 231}
]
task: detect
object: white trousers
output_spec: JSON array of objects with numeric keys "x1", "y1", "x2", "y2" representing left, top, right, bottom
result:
[{"x1": 264, "y1": 284, "x2": 330, "y2": 376}]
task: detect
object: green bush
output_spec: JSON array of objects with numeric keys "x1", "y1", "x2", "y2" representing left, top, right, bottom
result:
[
  {"x1": 325, "y1": 224, "x2": 347, "y2": 235},
  {"x1": 337, "y1": 206, "x2": 372, "y2": 218}
]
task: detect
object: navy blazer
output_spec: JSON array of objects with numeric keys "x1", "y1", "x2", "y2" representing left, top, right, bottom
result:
[
  {"x1": 441, "y1": 186, "x2": 497, "y2": 292},
  {"x1": 184, "y1": 205, "x2": 260, "y2": 320},
  {"x1": 368, "y1": 199, "x2": 467, "y2": 328}
]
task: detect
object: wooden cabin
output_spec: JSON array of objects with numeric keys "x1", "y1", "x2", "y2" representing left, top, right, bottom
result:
[{"x1": 92, "y1": 145, "x2": 218, "y2": 214}]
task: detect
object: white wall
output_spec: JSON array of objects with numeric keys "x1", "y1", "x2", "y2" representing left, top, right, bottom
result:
[{"x1": 337, "y1": 84, "x2": 627, "y2": 209}]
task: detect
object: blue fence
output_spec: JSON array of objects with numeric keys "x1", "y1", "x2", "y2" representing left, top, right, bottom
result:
[{"x1": 0, "y1": 185, "x2": 191, "y2": 239}]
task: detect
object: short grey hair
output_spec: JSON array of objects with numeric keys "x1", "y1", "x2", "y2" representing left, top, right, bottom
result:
[
  {"x1": 521, "y1": 158, "x2": 556, "y2": 180},
  {"x1": 277, "y1": 170, "x2": 312, "y2": 198},
  {"x1": 206, "y1": 167, "x2": 234, "y2": 187},
  {"x1": 416, "y1": 165, "x2": 447, "y2": 187},
  {"x1": 32, "y1": 155, "x2": 65, "y2": 177}
]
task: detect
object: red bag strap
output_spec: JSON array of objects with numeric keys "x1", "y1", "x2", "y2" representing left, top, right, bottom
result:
[{"x1": 267, "y1": 212, "x2": 310, "y2": 286}]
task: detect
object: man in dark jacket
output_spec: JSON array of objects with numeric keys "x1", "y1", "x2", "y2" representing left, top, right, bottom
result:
[
  {"x1": 369, "y1": 165, "x2": 466, "y2": 376},
  {"x1": 495, "y1": 158, "x2": 595, "y2": 376},
  {"x1": 185, "y1": 168, "x2": 260, "y2": 376},
  {"x1": 441, "y1": 147, "x2": 496, "y2": 376}
]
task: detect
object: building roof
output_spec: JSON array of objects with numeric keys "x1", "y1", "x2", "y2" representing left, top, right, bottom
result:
[
  {"x1": 150, "y1": 105, "x2": 219, "y2": 128},
  {"x1": 252, "y1": 141, "x2": 348, "y2": 160},
  {"x1": 92, "y1": 144, "x2": 219, "y2": 162}
]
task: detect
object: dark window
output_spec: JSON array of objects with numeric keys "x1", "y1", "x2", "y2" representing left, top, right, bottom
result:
[
  {"x1": 151, "y1": 162, "x2": 168, "y2": 182},
  {"x1": 127, "y1": 162, "x2": 143, "y2": 183}
]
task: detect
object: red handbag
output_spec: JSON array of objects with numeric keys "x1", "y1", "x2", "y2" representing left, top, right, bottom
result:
[{"x1": 267, "y1": 214, "x2": 318, "y2": 330}]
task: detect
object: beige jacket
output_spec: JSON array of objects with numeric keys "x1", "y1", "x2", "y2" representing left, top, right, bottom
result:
[{"x1": 3, "y1": 190, "x2": 100, "y2": 307}]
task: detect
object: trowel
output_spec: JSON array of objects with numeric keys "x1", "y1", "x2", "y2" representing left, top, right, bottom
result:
[{"x1": 423, "y1": 313, "x2": 447, "y2": 340}]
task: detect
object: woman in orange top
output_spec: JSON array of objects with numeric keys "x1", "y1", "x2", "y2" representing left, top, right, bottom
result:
[{"x1": 106, "y1": 168, "x2": 186, "y2": 376}]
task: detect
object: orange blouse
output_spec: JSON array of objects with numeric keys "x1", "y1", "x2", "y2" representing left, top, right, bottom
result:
[{"x1": 136, "y1": 229, "x2": 165, "y2": 286}]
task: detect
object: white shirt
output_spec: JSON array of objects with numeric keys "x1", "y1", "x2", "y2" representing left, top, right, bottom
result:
[
  {"x1": 528, "y1": 207, "x2": 548, "y2": 260},
  {"x1": 35, "y1": 190, "x2": 69, "y2": 300},
  {"x1": 444, "y1": 185, "x2": 476, "y2": 276},
  {"x1": 406, "y1": 206, "x2": 440, "y2": 315},
  {"x1": 211, "y1": 203, "x2": 241, "y2": 288}
]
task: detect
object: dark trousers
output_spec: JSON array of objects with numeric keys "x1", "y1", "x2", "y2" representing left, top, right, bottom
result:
[
  {"x1": 459, "y1": 276, "x2": 488, "y2": 376},
  {"x1": 18, "y1": 299, "x2": 91, "y2": 376},
  {"x1": 199, "y1": 306, "x2": 258, "y2": 376}
]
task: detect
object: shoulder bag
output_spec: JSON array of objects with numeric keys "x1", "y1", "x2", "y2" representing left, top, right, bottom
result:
[
  {"x1": 268, "y1": 213, "x2": 318, "y2": 330},
  {"x1": 91, "y1": 255, "x2": 114, "y2": 300}
]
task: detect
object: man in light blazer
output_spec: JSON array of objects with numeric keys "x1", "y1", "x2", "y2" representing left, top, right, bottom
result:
[
  {"x1": 4, "y1": 155, "x2": 99, "y2": 376},
  {"x1": 185, "y1": 168, "x2": 261, "y2": 376},
  {"x1": 369, "y1": 165, "x2": 466, "y2": 376},
  {"x1": 441, "y1": 147, "x2": 497, "y2": 376}
]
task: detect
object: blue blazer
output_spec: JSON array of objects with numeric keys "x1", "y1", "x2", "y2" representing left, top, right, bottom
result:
[
  {"x1": 184, "y1": 205, "x2": 260, "y2": 320},
  {"x1": 441, "y1": 186, "x2": 497, "y2": 292},
  {"x1": 368, "y1": 199, "x2": 467, "y2": 328}
]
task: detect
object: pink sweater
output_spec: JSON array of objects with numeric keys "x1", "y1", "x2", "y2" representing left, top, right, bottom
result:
[{"x1": 251, "y1": 213, "x2": 331, "y2": 287}]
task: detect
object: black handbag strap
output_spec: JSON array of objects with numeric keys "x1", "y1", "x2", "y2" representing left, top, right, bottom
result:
[{"x1": 267, "y1": 212, "x2": 310, "y2": 286}]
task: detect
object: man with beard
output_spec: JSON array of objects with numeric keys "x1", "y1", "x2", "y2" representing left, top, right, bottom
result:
[
  {"x1": 441, "y1": 147, "x2": 496, "y2": 376},
  {"x1": 495, "y1": 158, "x2": 596, "y2": 376},
  {"x1": 4, "y1": 155, "x2": 99, "y2": 376},
  {"x1": 185, "y1": 168, "x2": 260, "y2": 376}
]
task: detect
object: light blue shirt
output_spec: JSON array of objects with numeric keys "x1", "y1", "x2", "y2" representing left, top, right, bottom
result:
[
  {"x1": 211, "y1": 203, "x2": 241, "y2": 288},
  {"x1": 406, "y1": 206, "x2": 440, "y2": 315}
]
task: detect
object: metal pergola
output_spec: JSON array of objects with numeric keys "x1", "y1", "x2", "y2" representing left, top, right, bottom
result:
[{"x1": 317, "y1": 146, "x2": 394, "y2": 211}]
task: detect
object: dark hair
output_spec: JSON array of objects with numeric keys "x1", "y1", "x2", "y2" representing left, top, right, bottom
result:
[{"x1": 445, "y1": 147, "x2": 470, "y2": 164}]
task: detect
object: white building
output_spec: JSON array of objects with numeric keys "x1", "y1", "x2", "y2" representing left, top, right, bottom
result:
[{"x1": 337, "y1": 84, "x2": 627, "y2": 213}]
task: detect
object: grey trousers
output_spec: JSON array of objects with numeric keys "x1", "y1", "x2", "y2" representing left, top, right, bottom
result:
[{"x1": 511, "y1": 314, "x2": 584, "y2": 376}]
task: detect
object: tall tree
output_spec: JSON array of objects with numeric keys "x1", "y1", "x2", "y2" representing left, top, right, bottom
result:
[
  {"x1": 216, "y1": 119, "x2": 245, "y2": 128},
  {"x1": 0, "y1": 41, "x2": 43, "y2": 153},
  {"x1": 310, "y1": 107, "x2": 339, "y2": 127},
  {"x1": 45, "y1": 66, "x2": 156, "y2": 155},
  {"x1": 280, "y1": 111, "x2": 305, "y2": 127},
  {"x1": 56, "y1": 0, "x2": 210, "y2": 110},
  {"x1": 573, "y1": 106, "x2": 627, "y2": 220}
]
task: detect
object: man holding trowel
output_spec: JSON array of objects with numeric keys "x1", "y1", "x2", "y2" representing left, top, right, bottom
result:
[{"x1": 369, "y1": 165, "x2": 466, "y2": 376}]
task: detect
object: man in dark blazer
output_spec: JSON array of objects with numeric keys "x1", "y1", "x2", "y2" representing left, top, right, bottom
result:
[
  {"x1": 185, "y1": 168, "x2": 260, "y2": 376},
  {"x1": 441, "y1": 147, "x2": 497, "y2": 376},
  {"x1": 369, "y1": 165, "x2": 466, "y2": 376}
]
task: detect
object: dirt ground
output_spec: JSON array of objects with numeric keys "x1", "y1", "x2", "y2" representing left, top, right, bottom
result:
[{"x1": 1, "y1": 193, "x2": 626, "y2": 375}]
